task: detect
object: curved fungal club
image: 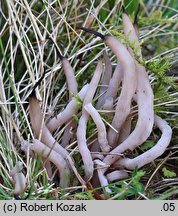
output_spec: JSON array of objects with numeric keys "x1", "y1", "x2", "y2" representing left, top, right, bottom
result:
[
  {"x1": 9, "y1": 162, "x2": 26, "y2": 198},
  {"x1": 19, "y1": 5, "x2": 172, "y2": 194}
]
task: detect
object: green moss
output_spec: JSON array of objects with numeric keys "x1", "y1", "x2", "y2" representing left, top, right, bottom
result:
[
  {"x1": 86, "y1": 117, "x2": 96, "y2": 137},
  {"x1": 138, "y1": 11, "x2": 176, "y2": 27},
  {"x1": 162, "y1": 167, "x2": 177, "y2": 178},
  {"x1": 140, "y1": 140, "x2": 155, "y2": 151}
]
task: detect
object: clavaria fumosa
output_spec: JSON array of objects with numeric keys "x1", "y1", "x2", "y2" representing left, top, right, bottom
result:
[{"x1": 20, "y1": 5, "x2": 172, "y2": 195}]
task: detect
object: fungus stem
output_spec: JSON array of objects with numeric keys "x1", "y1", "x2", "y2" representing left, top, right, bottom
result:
[
  {"x1": 47, "y1": 84, "x2": 89, "y2": 132},
  {"x1": 9, "y1": 162, "x2": 26, "y2": 197},
  {"x1": 77, "y1": 61, "x2": 102, "y2": 181},
  {"x1": 115, "y1": 115, "x2": 172, "y2": 169},
  {"x1": 21, "y1": 140, "x2": 70, "y2": 188},
  {"x1": 84, "y1": 103, "x2": 110, "y2": 152}
]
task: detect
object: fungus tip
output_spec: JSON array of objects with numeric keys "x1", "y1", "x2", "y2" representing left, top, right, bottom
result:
[
  {"x1": 80, "y1": 27, "x2": 105, "y2": 40},
  {"x1": 48, "y1": 36, "x2": 64, "y2": 60},
  {"x1": 137, "y1": 3, "x2": 141, "y2": 14},
  {"x1": 14, "y1": 194, "x2": 21, "y2": 200},
  {"x1": 85, "y1": 182, "x2": 103, "y2": 200},
  {"x1": 134, "y1": 3, "x2": 141, "y2": 25},
  {"x1": 122, "y1": 5, "x2": 126, "y2": 13},
  {"x1": 29, "y1": 70, "x2": 46, "y2": 97}
]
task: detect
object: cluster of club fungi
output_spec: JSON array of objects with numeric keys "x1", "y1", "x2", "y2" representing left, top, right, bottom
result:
[{"x1": 12, "y1": 6, "x2": 172, "y2": 197}]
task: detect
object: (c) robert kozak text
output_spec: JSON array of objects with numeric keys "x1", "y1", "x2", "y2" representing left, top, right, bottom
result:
[
  {"x1": 3, "y1": 202, "x2": 87, "y2": 213},
  {"x1": 19, "y1": 202, "x2": 87, "y2": 212}
]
